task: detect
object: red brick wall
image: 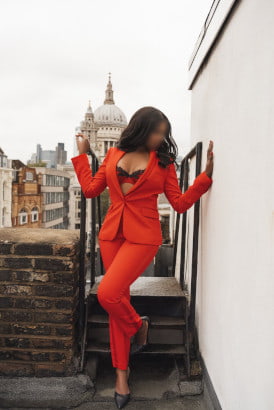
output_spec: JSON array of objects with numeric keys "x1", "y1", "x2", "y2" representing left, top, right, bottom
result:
[{"x1": 0, "y1": 228, "x2": 80, "y2": 377}]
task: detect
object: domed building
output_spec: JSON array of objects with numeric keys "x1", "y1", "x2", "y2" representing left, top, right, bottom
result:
[{"x1": 75, "y1": 73, "x2": 127, "y2": 162}]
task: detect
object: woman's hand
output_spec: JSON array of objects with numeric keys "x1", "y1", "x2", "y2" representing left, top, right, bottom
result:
[
  {"x1": 204, "y1": 140, "x2": 214, "y2": 178},
  {"x1": 75, "y1": 133, "x2": 91, "y2": 155}
]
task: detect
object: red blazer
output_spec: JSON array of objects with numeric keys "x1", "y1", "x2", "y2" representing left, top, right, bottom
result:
[{"x1": 71, "y1": 147, "x2": 213, "y2": 245}]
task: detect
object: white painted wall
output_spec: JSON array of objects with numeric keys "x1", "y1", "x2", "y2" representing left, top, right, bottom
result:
[{"x1": 188, "y1": 1, "x2": 274, "y2": 409}]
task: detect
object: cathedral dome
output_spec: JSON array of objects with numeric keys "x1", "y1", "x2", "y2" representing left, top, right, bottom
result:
[{"x1": 94, "y1": 104, "x2": 127, "y2": 126}]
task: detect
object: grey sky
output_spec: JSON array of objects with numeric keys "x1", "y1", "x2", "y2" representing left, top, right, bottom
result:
[{"x1": 0, "y1": 0, "x2": 213, "y2": 163}]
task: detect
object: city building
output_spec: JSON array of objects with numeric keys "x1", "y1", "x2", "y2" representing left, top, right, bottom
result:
[
  {"x1": 0, "y1": 148, "x2": 12, "y2": 228},
  {"x1": 12, "y1": 164, "x2": 42, "y2": 227},
  {"x1": 56, "y1": 143, "x2": 67, "y2": 165},
  {"x1": 29, "y1": 142, "x2": 67, "y2": 168},
  {"x1": 33, "y1": 167, "x2": 70, "y2": 229},
  {"x1": 57, "y1": 163, "x2": 82, "y2": 229}
]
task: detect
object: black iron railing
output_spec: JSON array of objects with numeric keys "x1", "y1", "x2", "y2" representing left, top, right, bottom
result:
[
  {"x1": 171, "y1": 141, "x2": 204, "y2": 335},
  {"x1": 77, "y1": 149, "x2": 104, "y2": 370}
]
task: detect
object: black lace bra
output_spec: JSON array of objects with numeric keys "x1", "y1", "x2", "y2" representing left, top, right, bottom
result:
[{"x1": 116, "y1": 165, "x2": 145, "y2": 183}]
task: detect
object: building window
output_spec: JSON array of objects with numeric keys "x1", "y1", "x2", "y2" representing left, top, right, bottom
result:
[
  {"x1": 26, "y1": 172, "x2": 33, "y2": 181},
  {"x1": 31, "y1": 206, "x2": 39, "y2": 222},
  {"x1": 19, "y1": 208, "x2": 28, "y2": 225},
  {"x1": 2, "y1": 208, "x2": 5, "y2": 226}
]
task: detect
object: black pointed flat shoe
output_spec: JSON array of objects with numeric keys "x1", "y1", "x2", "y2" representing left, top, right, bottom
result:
[
  {"x1": 114, "y1": 391, "x2": 131, "y2": 408},
  {"x1": 130, "y1": 315, "x2": 151, "y2": 355}
]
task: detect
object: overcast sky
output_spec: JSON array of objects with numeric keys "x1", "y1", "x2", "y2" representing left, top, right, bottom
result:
[{"x1": 0, "y1": 0, "x2": 213, "y2": 163}]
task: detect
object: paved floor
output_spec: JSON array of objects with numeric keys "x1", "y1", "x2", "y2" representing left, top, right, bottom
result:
[{"x1": 0, "y1": 355, "x2": 211, "y2": 409}]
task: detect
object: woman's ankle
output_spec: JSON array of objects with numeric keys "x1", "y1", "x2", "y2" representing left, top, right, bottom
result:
[{"x1": 135, "y1": 319, "x2": 148, "y2": 344}]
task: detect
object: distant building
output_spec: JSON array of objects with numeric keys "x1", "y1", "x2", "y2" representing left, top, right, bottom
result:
[
  {"x1": 33, "y1": 167, "x2": 70, "y2": 229},
  {"x1": 29, "y1": 142, "x2": 67, "y2": 168},
  {"x1": 12, "y1": 164, "x2": 42, "y2": 227},
  {"x1": 0, "y1": 148, "x2": 12, "y2": 227},
  {"x1": 58, "y1": 163, "x2": 88, "y2": 229},
  {"x1": 72, "y1": 73, "x2": 127, "y2": 162},
  {"x1": 56, "y1": 142, "x2": 67, "y2": 165}
]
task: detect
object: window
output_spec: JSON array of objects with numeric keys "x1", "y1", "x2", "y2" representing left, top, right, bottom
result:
[
  {"x1": 26, "y1": 172, "x2": 33, "y2": 181},
  {"x1": 2, "y1": 208, "x2": 5, "y2": 226},
  {"x1": 31, "y1": 206, "x2": 39, "y2": 222},
  {"x1": 19, "y1": 208, "x2": 28, "y2": 225}
]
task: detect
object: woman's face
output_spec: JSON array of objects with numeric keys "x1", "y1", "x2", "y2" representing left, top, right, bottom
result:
[{"x1": 147, "y1": 120, "x2": 168, "y2": 150}]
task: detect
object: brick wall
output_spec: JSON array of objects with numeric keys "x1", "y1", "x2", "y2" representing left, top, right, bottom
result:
[{"x1": 0, "y1": 228, "x2": 80, "y2": 377}]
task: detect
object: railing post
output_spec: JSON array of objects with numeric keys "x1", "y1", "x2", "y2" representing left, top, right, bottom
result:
[
  {"x1": 77, "y1": 149, "x2": 104, "y2": 371},
  {"x1": 188, "y1": 143, "x2": 202, "y2": 334},
  {"x1": 171, "y1": 142, "x2": 204, "y2": 358},
  {"x1": 78, "y1": 190, "x2": 87, "y2": 349}
]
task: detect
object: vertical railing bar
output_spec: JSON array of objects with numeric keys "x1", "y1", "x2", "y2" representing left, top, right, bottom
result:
[
  {"x1": 189, "y1": 142, "x2": 202, "y2": 333},
  {"x1": 78, "y1": 190, "x2": 87, "y2": 347},
  {"x1": 179, "y1": 159, "x2": 190, "y2": 289},
  {"x1": 96, "y1": 168, "x2": 104, "y2": 280},
  {"x1": 172, "y1": 158, "x2": 185, "y2": 277},
  {"x1": 89, "y1": 152, "x2": 97, "y2": 290}
]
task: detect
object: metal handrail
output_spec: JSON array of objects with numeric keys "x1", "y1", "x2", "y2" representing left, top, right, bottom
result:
[
  {"x1": 171, "y1": 141, "x2": 203, "y2": 333},
  {"x1": 77, "y1": 149, "x2": 104, "y2": 371}
]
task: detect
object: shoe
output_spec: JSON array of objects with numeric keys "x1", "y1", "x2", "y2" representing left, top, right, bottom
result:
[
  {"x1": 130, "y1": 315, "x2": 151, "y2": 355},
  {"x1": 114, "y1": 366, "x2": 131, "y2": 408},
  {"x1": 114, "y1": 391, "x2": 131, "y2": 408}
]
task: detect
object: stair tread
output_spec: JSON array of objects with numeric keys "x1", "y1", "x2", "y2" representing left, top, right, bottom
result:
[
  {"x1": 86, "y1": 340, "x2": 187, "y2": 355},
  {"x1": 88, "y1": 313, "x2": 185, "y2": 326},
  {"x1": 89, "y1": 275, "x2": 188, "y2": 298}
]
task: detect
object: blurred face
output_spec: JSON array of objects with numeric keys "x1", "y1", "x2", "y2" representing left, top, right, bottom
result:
[{"x1": 146, "y1": 120, "x2": 168, "y2": 150}]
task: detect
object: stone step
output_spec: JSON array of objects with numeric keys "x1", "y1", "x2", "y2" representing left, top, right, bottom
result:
[
  {"x1": 87, "y1": 313, "x2": 187, "y2": 344},
  {"x1": 88, "y1": 313, "x2": 186, "y2": 327},
  {"x1": 88, "y1": 295, "x2": 187, "y2": 317},
  {"x1": 88, "y1": 276, "x2": 189, "y2": 318},
  {"x1": 89, "y1": 275, "x2": 189, "y2": 298},
  {"x1": 87, "y1": 326, "x2": 186, "y2": 345},
  {"x1": 86, "y1": 340, "x2": 187, "y2": 355}
]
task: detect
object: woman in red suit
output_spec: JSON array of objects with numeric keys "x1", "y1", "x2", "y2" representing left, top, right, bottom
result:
[{"x1": 72, "y1": 106, "x2": 214, "y2": 409}]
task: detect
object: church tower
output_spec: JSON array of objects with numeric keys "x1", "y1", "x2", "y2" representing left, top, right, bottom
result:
[{"x1": 75, "y1": 73, "x2": 127, "y2": 162}]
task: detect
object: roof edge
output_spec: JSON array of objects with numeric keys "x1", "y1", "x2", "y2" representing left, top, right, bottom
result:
[{"x1": 187, "y1": 0, "x2": 240, "y2": 90}]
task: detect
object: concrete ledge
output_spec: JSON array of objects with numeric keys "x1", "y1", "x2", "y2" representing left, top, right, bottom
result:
[
  {"x1": 0, "y1": 227, "x2": 80, "y2": 245},
  {"x1": 0, "y1": 374, "x2": 94, "y2": 408}
]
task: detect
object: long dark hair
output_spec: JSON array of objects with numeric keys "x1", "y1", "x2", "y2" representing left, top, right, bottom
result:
[{"x1": 115, "y1": 106, "x2": 178, "y2": 169}]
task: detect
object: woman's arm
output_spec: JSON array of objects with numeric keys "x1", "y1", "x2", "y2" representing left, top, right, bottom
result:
[
  {"x1": 71, "y1": 148, "x2": 112, "y2": 198},
  {"x1": 164, "y1": 140, "x2": 214, "y2": 213},
  {"x1": 163, "y1": 163, "x2": 213, "y2": 214}
]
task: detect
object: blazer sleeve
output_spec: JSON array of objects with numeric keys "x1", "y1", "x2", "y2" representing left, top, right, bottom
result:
[
  {"x1": 164, "y1": 162, "x2": 213, "y2": 214},
  {"x1": 71, "y1": 148, "x2": 112, "y2": 198}
]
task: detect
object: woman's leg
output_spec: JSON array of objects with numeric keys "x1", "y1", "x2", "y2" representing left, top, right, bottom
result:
[
  {"x1": 98, "y1": 237, "x2": 159, "y2": 370},
  {"x1": 99, "y1": 224, "x2": 129, "y2": 368}
]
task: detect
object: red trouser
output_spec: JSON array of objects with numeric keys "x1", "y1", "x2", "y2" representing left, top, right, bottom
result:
[{"x1": 98, "y1": 216, "x2": 159, "y2": 370}]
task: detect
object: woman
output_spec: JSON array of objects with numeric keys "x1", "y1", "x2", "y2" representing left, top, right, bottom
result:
[{"x1": 73, "y1": 106, "x2": 214, "y2": 409}]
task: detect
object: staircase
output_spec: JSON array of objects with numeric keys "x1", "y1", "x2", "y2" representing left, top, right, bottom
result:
[{"x1": 83, "y1": 275, "x2": 203, "y2": 382}]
